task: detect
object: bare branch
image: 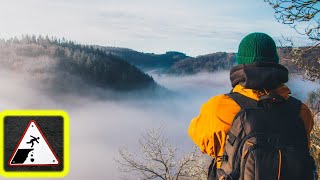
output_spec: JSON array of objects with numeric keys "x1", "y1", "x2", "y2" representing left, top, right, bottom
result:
[
  {"x1": 265, "y1": 0, "x2": 320, "y2": 42},
  {"x1": 116, "y1": 128, "x2": 209, "y2": 180}
]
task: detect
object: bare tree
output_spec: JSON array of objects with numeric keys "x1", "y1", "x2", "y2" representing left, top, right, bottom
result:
[
  {"x1": 116, "y1": 128, "x2": 209, "y2": 180},
  {"x1": 265, "y1": 0, "x2": 320, "y2": 81},
  {"x1": 265, "y1": 0, "x2": 319, "y2": 42}
]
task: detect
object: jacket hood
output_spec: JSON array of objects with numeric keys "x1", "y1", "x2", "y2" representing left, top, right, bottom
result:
[{"x1": 230, "y1": 62, "x2": 288, "y2": 90}]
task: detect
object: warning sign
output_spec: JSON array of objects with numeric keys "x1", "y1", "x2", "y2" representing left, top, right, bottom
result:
[
  {"x1": 8, "y1": 120, "x2": 60, "y2": 166},
  {"x1": 0, "y1": 110, "x2": 70, "y2": 178}
]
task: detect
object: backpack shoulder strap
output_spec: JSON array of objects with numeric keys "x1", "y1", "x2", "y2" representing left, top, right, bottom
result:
[
  {"x1": 286, "y1": 96, "x2": 308, "y2": 145},
  {"x1": 225, "y1": 92, "x2": 257, "y2": 109},
  {"x1": 287, "y1": 96, "x2": 302, "y2": 116}
]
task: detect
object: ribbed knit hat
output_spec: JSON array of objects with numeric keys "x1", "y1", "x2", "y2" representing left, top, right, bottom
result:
[{"x1": 236, "y1": 32, "x2": 279, "y2": 64}]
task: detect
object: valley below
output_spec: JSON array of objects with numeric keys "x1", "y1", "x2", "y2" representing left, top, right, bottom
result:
[
  {"x1": 0, "y1": 37, "x2": 319, "y2": 179},
  {"x1": 0, "y1": 68, "x2": 318, "y2": 179}
]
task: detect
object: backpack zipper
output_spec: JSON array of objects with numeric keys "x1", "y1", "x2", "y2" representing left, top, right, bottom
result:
[{"x1": 278, "y1": 150, "x2": 282, "y2": 180}]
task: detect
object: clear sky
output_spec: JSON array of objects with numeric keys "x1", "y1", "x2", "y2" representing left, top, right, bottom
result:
[{"x1": 0, "y1": 0, "x2": 311, "y2": 56}]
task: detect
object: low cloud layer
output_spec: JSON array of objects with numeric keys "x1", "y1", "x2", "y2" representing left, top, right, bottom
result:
[{"x1": 0, "y1": 69, "x2": 318, "y2": 179}]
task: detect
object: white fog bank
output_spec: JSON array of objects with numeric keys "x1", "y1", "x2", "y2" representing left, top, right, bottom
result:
[{"x1": 0, "y1": 70, "x2": 318, "y2": 179}]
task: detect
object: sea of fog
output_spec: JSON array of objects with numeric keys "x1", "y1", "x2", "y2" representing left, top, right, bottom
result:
[{"x1": 0, "y1": 70, "x2": 319, "y2": 179}]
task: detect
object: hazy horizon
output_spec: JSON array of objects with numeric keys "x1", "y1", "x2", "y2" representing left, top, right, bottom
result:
[{"x1": 0, "y1": 0, "x2": 313, "y2": 57}]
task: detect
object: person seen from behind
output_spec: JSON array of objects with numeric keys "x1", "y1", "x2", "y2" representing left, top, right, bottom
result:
[{"x1": 188, "y1": 32, "x2": 317, "y2": 180}]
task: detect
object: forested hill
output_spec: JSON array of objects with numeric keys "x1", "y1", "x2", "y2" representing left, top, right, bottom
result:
[
  {"x1": 98, "y1": 46, "x2": 189, "y2": 70},
  {"x1": 0, "y1": 36, "x2": 157, "y2": 91},
  {"x1": 165, "y1": 48, "x2": 319, "y2": 75},
  {"x1": 168, "y1": 52, "x2": 236, "y2": 74},
  {"x1": 278, "y1": 47, "x2": 320, "y2": 73}
]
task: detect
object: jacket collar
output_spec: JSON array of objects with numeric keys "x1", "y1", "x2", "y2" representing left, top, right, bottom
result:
[{"x1": 232, "y1": 83, "x2": 291, "y2": 101}]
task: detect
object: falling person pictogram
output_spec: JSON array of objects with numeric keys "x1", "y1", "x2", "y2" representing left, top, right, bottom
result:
[
  {"x1": 8, "y1": 121, "x2": 60, "y2": 166},
  {"x1": 26, "y1": 135, "x2": 40, "y2": 148}
]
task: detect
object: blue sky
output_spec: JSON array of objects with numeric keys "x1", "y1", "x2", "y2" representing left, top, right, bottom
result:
[{"x1": 0, "y1": 0, "x2": 311, "y2": 56}]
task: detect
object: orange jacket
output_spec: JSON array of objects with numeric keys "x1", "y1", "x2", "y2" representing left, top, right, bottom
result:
[{"x1": 188, "y1": 84, "x2": 314, "y2": 167}]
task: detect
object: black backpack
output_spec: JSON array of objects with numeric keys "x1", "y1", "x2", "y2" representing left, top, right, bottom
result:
[{"x1": 209, "y1": 92, "x2": 317, "y2": 180}]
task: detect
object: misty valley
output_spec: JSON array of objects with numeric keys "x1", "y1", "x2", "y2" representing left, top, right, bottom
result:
[{"x1": 0, "y1": 36, "x2": 319, "y2": 179}]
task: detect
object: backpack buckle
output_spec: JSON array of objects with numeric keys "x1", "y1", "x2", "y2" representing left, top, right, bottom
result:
[{"x1": 222, "y1": 155, "x2": 228, "y2": 162}]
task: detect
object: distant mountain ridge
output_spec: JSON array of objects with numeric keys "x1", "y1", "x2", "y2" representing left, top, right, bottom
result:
[
  {"x1": 168, "y1": 52, "x2": 236, "y2": 74},
  {"x1": 101, "y1": 45, "x2": 320, "y2": 76},
  {"x1": 98, "y1": 46, "x2": 189, "y2": 70},
  {"x1": 98, "y1": 46, "x2": 236, "y2": 74},
  {"x1": 100, "y1": 45, "x2": 319, "y2": 76}
]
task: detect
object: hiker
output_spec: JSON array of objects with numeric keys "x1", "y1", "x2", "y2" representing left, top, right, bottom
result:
[
  {"x1": 188, "y1": 32, "x2": 317, "y2": 180},
  {"x1": 26, "y1": 135, "x2": 40, "y2": 148}
]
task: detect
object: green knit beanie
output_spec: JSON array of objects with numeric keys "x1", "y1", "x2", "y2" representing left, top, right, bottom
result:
[{"x1": 236, "y1": 32, "x2": 279, "y2": 64}]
